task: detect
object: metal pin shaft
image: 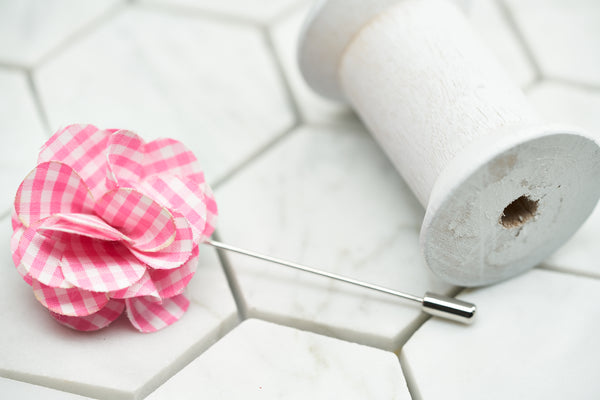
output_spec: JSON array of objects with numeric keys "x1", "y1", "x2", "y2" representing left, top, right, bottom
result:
[{"x1": 204, "y1": 239, "x2": 476, "y2": 324}]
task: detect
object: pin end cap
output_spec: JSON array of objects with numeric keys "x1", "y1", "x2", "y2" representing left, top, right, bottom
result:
[{"x1": 422, "y1": 292, "x2": 476, "y2": 324}]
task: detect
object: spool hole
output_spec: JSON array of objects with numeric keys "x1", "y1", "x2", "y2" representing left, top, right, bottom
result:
[{"x1": 500, "y1": 195, "x2": 538, "y2": 228}]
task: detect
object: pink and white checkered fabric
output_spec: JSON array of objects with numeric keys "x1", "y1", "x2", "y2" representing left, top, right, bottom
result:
[
  {"x1": 125, "y1": 294, "x2": 190, "y2": 333},
  {"x1": 33, "y1": 280, "x2": 109, "y2": 317},
  {"x1": 51, "y1": 299, "x2": 125, "y2": 331},
  {"x1": 11, "y1": 124, "x2": 218, "y2": 332}
]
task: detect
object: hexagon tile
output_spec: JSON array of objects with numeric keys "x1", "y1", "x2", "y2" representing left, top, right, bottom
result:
[
  {"x1": 34, "y1": 5, "x2": 295, "y2": 183},
  {"x1": 146, "y1": 319, "x2": 410, "y2": 399},
  {"x1": 0, "y1": 69, "x2": 47, "y2": 216},
  {"x1": 1, "y1": 377, "x2": 92, "y2": 400},
  {"x1": 0, "y1": 0, "x2": 122, "y2": 67},
  {"x1": 402, "y1": 269, "x2": 600, "y2": 399},
  {"x1": 142, "y1": 0, "x2": 304, "y2": 24},
  {"x1": 215, "y1": 122, "x2": 453, "y2": 350},
  {"x1": 0, "y1": 216, "x2": 238, "y2": 400},
  {"x1": 503, "y1": 0, "x2": 600, "y2": 85},
  {"x1": 466, "y1": 0, "x2": 536, "y2": 87}
]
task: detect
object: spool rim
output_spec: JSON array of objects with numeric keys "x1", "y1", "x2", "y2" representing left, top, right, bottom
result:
[
  {"x1": 421, "y1": 125, "x2": 600, "y2": 287},
  {"x1": 297, "y1": 0, "x2": 403, "y2": 101}
]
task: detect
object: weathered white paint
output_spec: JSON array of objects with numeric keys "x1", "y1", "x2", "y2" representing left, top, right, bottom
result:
[{"x1": 298, "y1": 0, "x2": 600, "y2": 286}]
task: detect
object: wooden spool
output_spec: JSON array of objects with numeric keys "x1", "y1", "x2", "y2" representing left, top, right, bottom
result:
[{"x1": 298, "y1": 0, "x2": 600, "y2": 286}]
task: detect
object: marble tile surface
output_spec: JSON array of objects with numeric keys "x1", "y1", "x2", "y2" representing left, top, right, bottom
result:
[
  {"x1": 1, "y1": 0, "x2": 599, "y2": 398},
  {"x1": 528, "y1": 81, "x2": 600, "y2": 135},
  {"x1": 142, "y1": 0, "x2": 303, "y2": 24},
  {"x1": 35, "y1": 5, "x2": 295, "y2": 183},
  {"x1": 215, "y1": 122, "x2": 453, "y2": 350},
  {"x1": 147, "y1": 319, "x2": 410, "y2": 399},
  {"x1": 0, "y1": 0, "x2": 122, "y2": 67},
  {"x1": 402, "y1": 269, "x2": 600, "y2": 399},
  {"x1": 504, "y1": 0, "x2": 600, "y2": 85},
  {"x1": 0, "y1": 377, "x2": 92, "y2": 400},
  {"x1": 466, "y1": 0, "x2": 535, "y2": 87},
  {"x1": 0, "y1": 69, "x2": 47, "y2": 216},
  {"x1": 527, "y1": 81, "x2": 600, "y2": 278},
  {"x1": 0, "y1": 216, "x2": 238, "y2": 400},
  {"x1": 270, "y1": 3, "x2": 352, "y2": 124}
]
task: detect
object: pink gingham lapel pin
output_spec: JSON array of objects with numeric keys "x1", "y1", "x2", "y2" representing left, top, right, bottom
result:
[{"x1": 11, "y1": 124, "x2": 474, "y2": 333}]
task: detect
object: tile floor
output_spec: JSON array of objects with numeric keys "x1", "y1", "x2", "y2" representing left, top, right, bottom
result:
[{"x1": 0, "y1": 0, "x2": 599, "y2": 399}]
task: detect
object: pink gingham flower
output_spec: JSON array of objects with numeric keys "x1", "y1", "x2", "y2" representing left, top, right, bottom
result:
[{"x1": 10, "y1": 124, "x2": 217, "y2": 332}]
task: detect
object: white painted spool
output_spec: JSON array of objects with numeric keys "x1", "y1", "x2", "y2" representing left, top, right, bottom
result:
[{"x1": 299, "y1": 0, "x2": 600, "y2": 286}]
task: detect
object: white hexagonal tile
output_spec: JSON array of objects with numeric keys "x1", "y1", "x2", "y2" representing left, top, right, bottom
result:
[
  {"x1": 0, "y1": 0, "x2": 122, "y2": 67},
  {"x1": 215, "y1": 123, "x2": 453, "y2": 350},
  {"x1": 0, "y1": 216, "x2": 239, "y2": 400},
  {"x1": 270, "y1": 3, "x2": 352, "y2": 123},
  {"x1": 504, "y1": 0, "x2": 600, "y2": 85},
  {"x1": 142, "y1": 0, "x2": 303, "y2": 24},
  {"x1": 35, "y1": 6, "x2": 295, "y2": 183},
  {"x1": 543, "y1": 203, "x2": 600, "y2": 279},
  {"x1": 528, "y1": 81, "x2": 600, "y2": 135},
  {"x1": 147, "y1": 319, "x2": 410, "y2": 399},
  {"x1": 466, "y1": 0, "x2": 536, "y2": 87},
  {"x1": 402, "y1": 269, "x2": 600, "y2": 399},
  {"x1": 0, "y1": 377, "x2": 92, "y2": 400},
  {"x1": 0, "y1": 69, "x2": 47, "y2": 216}
]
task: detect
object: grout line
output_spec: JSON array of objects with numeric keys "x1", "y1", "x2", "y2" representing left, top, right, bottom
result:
[
  {"x1": 211, "y1": 121, "x2": 300, "y2": 189},
  {"x1": 247, "y1": 306, "x2": 398, "y2": 351},
  {"x1": 135, "y1": 1, "x2": 260, "y2": 28},
  {"x1": 262, "y1": 26, "x2": 303, "y2": 125},
  {"x1": 0, "y1": 371, "x2": 129, "y2": 400},
  {"x1": 0, "y1": 62, "x2": 27, "y2": 71},
  {"x1": 33, "y1": 1, "x2": 128, "y2": 69},
  {"x1": 209, "y1": 22, "x2": 303, "y2": 190},
  {"x1": 399, "y1": 351, "x2": 422, "y2": 400},
  {"x1": 392, "y1": 287, "x2": 468, "y2": 398},
  {"x1": 520, "y1": 76, "x2": 542, "y2": 93},
  {"x1": 537, "y1": 263, "x2": 600, "y2": 282},
  {"x1": 210, "y1": 231, "x2": 248, "y2": 320},
  {"x1": 136, "y1": 313, "x2": 240, "y2": 400},
  {"x1": 392, "y1": 285, "x2": 465, "y2": 353},
  {"x1": 265, "y1": 0, "x2": 310, "y2": 27},
  {"x1": 542, "y1": 76, "x2": 600, "y2": 93},
  {"x1": 25, "y1": 70, "x2": 51, "y2": 132},
  {"x1": 495, "y1": 0, "x2": 543, "y2": 81},
  {"x1": 0, "y1": 208, "x2": 11, "y2": 222}
]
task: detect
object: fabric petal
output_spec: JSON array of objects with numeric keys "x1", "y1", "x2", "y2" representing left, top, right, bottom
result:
[
  {"x1": 110, "y1": 271, "x2": 160, "y2": 300},
  {"x1": 95, "y1": 188, "x2": 176, "y2": 252},
  {"x1": 38, "y1": 124, "x2": 114, "y2": 198},
  {"x1": 199, "y1": 181, "x2": 218, "y2": 239},
  {"x1": 140, "y1": 175, "x2": 211, "y2": 242},
  {"x1": 11, "y1": 224, "x2": 32, "y2": 285},
  {"x1": 11, "y1": 207, "x2": 21, "y2": 231},
  {"x1": 125, "y1": 294, "x2": 190, "y2": 333},
  {"x1": 129, "y1": 212, "x2": 194, "y2": 270},
  {"x1": 32, "y1": 280, "x2": 109, "y2": 317},
  {"x1": 106, "y1": 130, "x2": 145, "y2": 187},
  {"x1": 143, "y1": 138, "x2": 205, "y2": 183},
  {"x1": 50, "y1": 299, "x2": 125, "y2": 331},
  {"x1": 15, "y1": 161, "x2": 95, "y2": 227},
  {"x1": 149, "y1": 245, "x2": 199, "y2": 299},
  {"x1": 17, "y1": 227, "x2": 71, "y2": 288},
  {"x1": 61, "y1": 235, "x2": 146, "y2": 292},
  {"x1": 36, "y1": 213, "x2": 126, "y2": 242}
]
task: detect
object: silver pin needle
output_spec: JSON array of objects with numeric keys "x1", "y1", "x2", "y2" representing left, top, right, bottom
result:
[{"x1": 204, "y1": 239, "x2": 476, "y2": 324}]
